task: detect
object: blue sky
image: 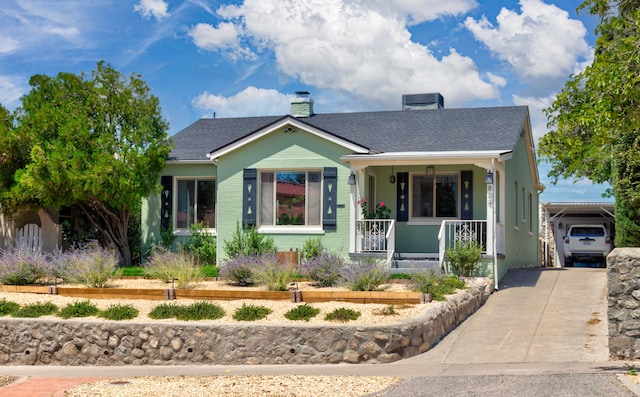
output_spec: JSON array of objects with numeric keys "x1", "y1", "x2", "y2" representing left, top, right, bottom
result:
[{"x1": 0, "y1": 0, "x2": 610, "y2": 203}]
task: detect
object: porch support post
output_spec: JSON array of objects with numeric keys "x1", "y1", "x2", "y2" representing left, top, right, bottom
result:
[
  {"x1": 486, "y1": 168, "x2": 495, "y2": 257},
  {"x1": 348, "y1": 166, "x2": 366, "y2": 254},
  {"x1": 349, "y1": 169, "x2": 357, "y2": 253},
  {"x1": 487, "y1": 159, "x2": 498, "y2": 290}
]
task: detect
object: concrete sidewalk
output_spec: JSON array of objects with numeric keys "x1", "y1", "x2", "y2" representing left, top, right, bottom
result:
[{"x1": 0, "y1": 267, "x2": 635, "y2": 396}]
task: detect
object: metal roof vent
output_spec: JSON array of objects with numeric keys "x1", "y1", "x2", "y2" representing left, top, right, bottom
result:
[
  {"x1": 402, "y1": 93, "x2": 444, "y2": 110},
  {"x1": 291, "y1": 91, "x2": 314, "y2": 117}
]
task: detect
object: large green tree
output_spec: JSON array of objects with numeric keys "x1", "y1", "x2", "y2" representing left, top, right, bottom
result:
[
  {"x1": 539, "y1": 0, "x2": 640, "y2": 246},
  {"x1": 0, "y1": 62, "x2": 173, "y2": 265}
]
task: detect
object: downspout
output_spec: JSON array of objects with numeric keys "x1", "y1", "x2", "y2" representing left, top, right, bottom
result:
[{"x1": 492, "y1": 158, "x2": 499, "y2": 291}]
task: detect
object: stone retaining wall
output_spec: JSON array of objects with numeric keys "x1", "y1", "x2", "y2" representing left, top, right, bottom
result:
[
  {"x1": 608, "y1": 248, "x2": 640, "y2": 360},
  {"x1": 0, "y1": 286, "x2": 486, "y2": 366}
]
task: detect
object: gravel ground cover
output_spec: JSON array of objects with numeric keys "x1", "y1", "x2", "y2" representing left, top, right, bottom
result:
[
  {"x1": 0, "y1": 279, "x2": 434, "y2": 325},
  {"x1": 64, "y1": 375, "x2": 400, "y2": 397}
]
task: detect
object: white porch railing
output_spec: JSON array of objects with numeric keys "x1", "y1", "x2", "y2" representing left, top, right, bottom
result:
[
  {"x1": 355, "y1": 219, "x2": 395, "y2": 259},
  {"x1": 438, "y1": 220, "x2": 488, "y2": 266}
]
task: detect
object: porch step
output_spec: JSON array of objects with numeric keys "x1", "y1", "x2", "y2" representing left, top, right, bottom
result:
[{"x1": 391, "y1": 253, "x2": 441, "y2": 274}]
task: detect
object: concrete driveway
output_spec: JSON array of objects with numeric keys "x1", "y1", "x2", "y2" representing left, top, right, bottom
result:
[{"x1": 413, "y1": 267, "x2": 609, "y2": 365}]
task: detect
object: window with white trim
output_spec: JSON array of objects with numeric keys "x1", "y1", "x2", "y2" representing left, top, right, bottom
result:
[
  {"x1": 410, "y1": 173, "x2": 459, "y2": 219},
  {"x1": 176, "y1": 178, "x2": 216, "y2": 229},
  {"x1": 260, "y1": 171, "x2": 321, "y2": 226}
]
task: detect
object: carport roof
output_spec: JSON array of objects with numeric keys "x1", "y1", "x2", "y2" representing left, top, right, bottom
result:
[{"x1": 542, "y1": 202, "x2": 615, "y2": 218}]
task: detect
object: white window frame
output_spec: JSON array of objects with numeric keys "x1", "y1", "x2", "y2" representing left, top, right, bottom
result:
[
  {"x1": 173, "y1": 177, "x2": 216, "y2": 236},
  {"x1": 408, "y1": 172, "x2": 460, "y2": 224},
  {"x1": 257, "y1": 169, "x2": 323, "y2": 233}
]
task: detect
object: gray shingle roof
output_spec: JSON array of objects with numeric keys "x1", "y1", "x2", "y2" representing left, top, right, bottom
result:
[{"x1": 169, "y1": 106, "x2": 529, "y2": 161}]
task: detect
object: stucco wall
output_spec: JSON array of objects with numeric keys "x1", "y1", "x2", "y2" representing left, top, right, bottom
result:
[{"x1": 500, "y1": 131, "x2": 540, "y2": 280}]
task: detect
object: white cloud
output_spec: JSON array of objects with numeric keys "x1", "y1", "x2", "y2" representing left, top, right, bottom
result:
[
  {"x1": 0, "y1": 37, "x2": 20, "y2": 54},
  {"x1": 464, "y1": 0, "x2": 593, "y2": 80},
  {"x1": 486, "y1": 72, "x2": 507, "y2": 87},
  {"x1": 188, "y1": 22, "x2": 256, "y2": 61},
  {"x1": 0, "y1": 75, "x2": 24, "y2": 108},
  {"x1": 192, "y1": 86, "x2": 291, "y2": 117},
  {"x1": 372, "y1": 0, "x2": 478, "y2": 24},
  {"x1": 134, "y1": 0, "x2": 169, "y2": 20},
  {"x1": 215, "y1": 0, "x2": 497, "y2": 108}
]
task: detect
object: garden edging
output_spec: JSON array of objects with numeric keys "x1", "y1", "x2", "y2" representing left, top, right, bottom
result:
[{"x1": 0, "y1": 285, "x2": 487, "y2": 366}]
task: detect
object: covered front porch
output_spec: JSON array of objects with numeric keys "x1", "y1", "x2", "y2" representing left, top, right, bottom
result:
[{"x1": 342, "y1": 153, "x2": 508, "y2": 276}]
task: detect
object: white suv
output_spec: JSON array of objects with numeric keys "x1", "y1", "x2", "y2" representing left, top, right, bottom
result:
[{"x1": 563, "y1": 224, "x2": 611, "y2": 266}]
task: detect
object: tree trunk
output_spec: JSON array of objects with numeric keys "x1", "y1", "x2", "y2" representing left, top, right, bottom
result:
[{"x1": 79, "y1": 201, "x2": 133, "y2": 266}]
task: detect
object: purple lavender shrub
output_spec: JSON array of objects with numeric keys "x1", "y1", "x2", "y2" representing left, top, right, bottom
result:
[
  {"x1": 53, "y1": 245, "x2": 121, "y2": 288},
  {"x1": 340, "y1": 258, "x2": 390, "y2": 291},
  {"x1": 0, "y1": 244, "x2": 55, "y2": 285},
  {"x1": 219, "y1": 255, "x2": 257, "y2": 286},
  {"x1": 299, "y1": 252, "x2": 344, "y2": 287}
]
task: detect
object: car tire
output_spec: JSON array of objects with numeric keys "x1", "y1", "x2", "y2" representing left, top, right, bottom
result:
[{"x1": 564, "y1": 256, "x2": 573, "y2": 267}]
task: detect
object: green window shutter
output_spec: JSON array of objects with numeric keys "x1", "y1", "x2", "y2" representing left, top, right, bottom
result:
[
  {"x1": 243, "y1": 168, "x2": 257, "y2": 228},
  {"x1": 461, "y1": 170, "x2": 473, "y2": 220},
  {"x1": 322, "y1": 167, "x2": 337, "y2": 230},
  {"x1": 160, "y1": 176, "x2": 173, "y2": 230},
  {"x1": 396, "y1": 172, "x2": 409, "y2": 222}
]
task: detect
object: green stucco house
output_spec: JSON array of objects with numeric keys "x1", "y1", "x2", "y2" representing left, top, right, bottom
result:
[{"x1": 142, "y1": 92, "x2": 544, "y2": 287}]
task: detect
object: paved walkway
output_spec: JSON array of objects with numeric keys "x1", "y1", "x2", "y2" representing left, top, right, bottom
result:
[{"x1": 0, "y1": 267, "x2": 636, "y2": 396}]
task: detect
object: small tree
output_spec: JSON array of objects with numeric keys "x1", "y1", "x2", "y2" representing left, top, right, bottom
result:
[
  {"x1": 0, "y1": 61, "x2": 173, "y2": 265},
  {"x1": 445, "y1": 240, "x2": 483, "y2": 277}
]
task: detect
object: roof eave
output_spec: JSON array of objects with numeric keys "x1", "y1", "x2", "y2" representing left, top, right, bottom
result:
[{"x1": 341, "y1": 150, "x2": 512, "y2": 165}]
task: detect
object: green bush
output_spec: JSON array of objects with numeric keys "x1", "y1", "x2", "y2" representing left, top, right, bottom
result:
[
  {"x1": 54, "y1": 245, "x2": 122, "y2": 288},
  {"x1": 408, "y1": 267, "x2": 444, "y2": 293},
  {"x1": 429, "y1": 276, "x2": 466, "y2": 301},
  {"x1": 175, "y1": 301, "x2": 225, "y2": 321},
  {"x1": 0, "y1": 299, "x2": 20, "y2": 316},
  {"x1": 186, "y1": 223, "x2": 217, "y2": 266},
  {"x1": 13, "y1": 302, "x2": 58, "y2": 318},
  {"x1": 148, "y1": 303, "x2": 184, "y2": 319},
  {"x1": 445, "y1": 240, "x2": 483, "y2": 277},
  {"x1": 300, "y1": 237, "x2": 324, "y2": 262},
  {"x1": 120, "y1": 266, "x2": 145, "y2": 277},
  {"x1": 144, "y1": 247, "x2": 202, "y2": 289},
  {"x1": 99, "y1": 304, "x2": 139, "y2": 320},
  {"x1": 223, "y1": 223, "x2": 276, "y2": 259},
  {"x1": 149, "y1": 301, "x2": 226, "y2": 321},
  {"x1": 232, "y1": 303, "x2": 272, "y2": 321},
  {"x1": 284, "y1": 304, "x2": 320, "y2": 321},
  {"x1": 59, "y1": 300, "x2": 100, "y2": 319},
  {"x1": 252, "y1": 254, "x2": 297, "y2": 291},
  {"x1": 201, "y1": 265, "x2": 218, "y2": 278},
  {"x1": 324, "y1": 307, "x2": 361, "y2": 322}
]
